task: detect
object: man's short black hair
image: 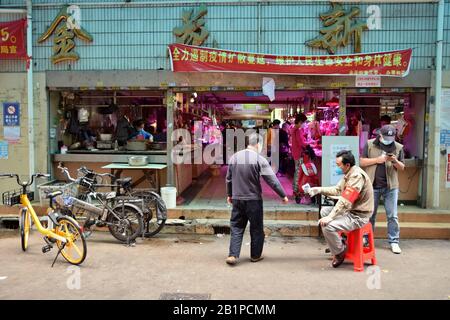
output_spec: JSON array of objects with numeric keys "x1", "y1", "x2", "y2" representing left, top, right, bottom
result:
[
  {"x1": 380, "y1": 115, "x2": 391, "y2": 123},
  {"x1": 295, "y1": 113, "x2": 307, "y2": 124},
  {"x1": 272, "y1": 119, "x2": 281, "y2": 126},
  {"x1": 133, "y1": 119, "x2": 145, "y2": 128},
  {"x1": 336, "y1": 150, "x2": 355, "y2": 167}
]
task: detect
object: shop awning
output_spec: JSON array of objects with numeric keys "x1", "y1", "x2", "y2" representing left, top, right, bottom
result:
[{"x1": 168, "y1": 44, "x2": 412, "y2": 77}]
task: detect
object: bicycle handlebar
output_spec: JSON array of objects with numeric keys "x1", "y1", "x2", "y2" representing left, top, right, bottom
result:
[
  {"x1": 57, "y1": 162, "x2": 77, "y2": 182},
  {"x1": 0, "y1": 173, "x2": 50, "y2": 186},
  {"x1": 78, "y1": 166, "x2": 114, "y2": 179}
]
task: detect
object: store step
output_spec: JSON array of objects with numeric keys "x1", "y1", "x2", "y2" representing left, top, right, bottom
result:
[
  {"x1": 1, "y1": 215, "x2": 449, "y2": 239},
  {"x1": 168, "y1": 207, "x2": 450, "y2": 223},
  {"x1": 160, "y1": 218, "x2": 450, "y2": 240},
  {"x1": 168, "y1": 208, "x2": 319, "y2": 221}
]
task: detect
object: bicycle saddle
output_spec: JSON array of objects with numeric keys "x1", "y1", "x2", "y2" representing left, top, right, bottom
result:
[
  {"x1": 46, "y1": 190, "x2": 63, "y2": 199},
  {"x1": 116, "y1": 177, "x2": 132, "y2": 186}
]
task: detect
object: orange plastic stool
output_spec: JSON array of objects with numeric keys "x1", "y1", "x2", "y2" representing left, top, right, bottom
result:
[{"x1": 338, "y1": 223, "x2": 377, "y2": 272}]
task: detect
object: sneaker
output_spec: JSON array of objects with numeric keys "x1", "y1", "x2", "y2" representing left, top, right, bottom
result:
[
  {"x1": 226, "y1": 256, "x2": 238, "y2": 265},
  {"x1": 250, "y1": 256, "x2": 264, "y2": 263},
  {"x1": 391, "y1": 243, "x2": 402, "y2": 254},
  {"x1": 363, "y1": 235, "x2": 369, "y2": 248}
]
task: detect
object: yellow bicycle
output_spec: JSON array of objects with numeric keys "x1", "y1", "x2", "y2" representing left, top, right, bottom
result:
[{"x1": 1, "y1": 173, "x2": 87, "y2": 266}]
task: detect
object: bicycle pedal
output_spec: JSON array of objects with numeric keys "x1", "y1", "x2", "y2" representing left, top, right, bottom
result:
[
  {"x1": 44, "y1": 236, "x2": 56, "y2": 245},
  {"x1": 42, "y1": 244, "x2": 53, "y2": 253}
]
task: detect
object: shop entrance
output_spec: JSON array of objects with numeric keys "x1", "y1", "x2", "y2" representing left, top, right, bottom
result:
[
  {"x1": 175, "y1": 88, "x2": 426, "y2": 210},
  {"x1": 174, "y1": 89, "x2": 341, "y2": 210}
]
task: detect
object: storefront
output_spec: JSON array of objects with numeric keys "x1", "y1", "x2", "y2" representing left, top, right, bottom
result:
[{"x1": 1, "y1": 0, "x2": 447, "y2": 209}]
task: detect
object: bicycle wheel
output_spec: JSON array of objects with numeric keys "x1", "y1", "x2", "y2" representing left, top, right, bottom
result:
[
  {"x1": 55, "y1": 216, "x2": 87, "y2": 265},
  {"x1": 107, "y1": 206, "x2": 143, "y2": 243},
  {"x1": 19, "y1": 208, "x2": 30, "y2": 251},
  {"x1": 130, "y1": 190, "x2": 166, "y2": 238}
]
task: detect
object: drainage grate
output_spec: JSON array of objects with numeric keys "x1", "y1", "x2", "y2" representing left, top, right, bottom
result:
[
  {"x1": 159, "y1": 292, "x2": 211, "y2": 300},
  {"x1": 213, "y1": 225, "x2": 230, "y2": 235}
]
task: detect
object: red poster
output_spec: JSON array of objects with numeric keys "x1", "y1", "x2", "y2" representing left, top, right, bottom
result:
[
  {"x1": 169, "y1": 44, "x2": 412, "y2": 77},
  {"x1": 0, "y1": 19, "x2": 27, "y2": 59}
]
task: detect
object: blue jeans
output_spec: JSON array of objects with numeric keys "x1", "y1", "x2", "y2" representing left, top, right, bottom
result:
[{"x1": 370, "y1": 188, "x2": 400, "y2": 244}]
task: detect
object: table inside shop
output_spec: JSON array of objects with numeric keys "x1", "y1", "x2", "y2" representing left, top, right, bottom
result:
[{"x1": 102, "y1": 163, "x2": 167, "y2": 192}]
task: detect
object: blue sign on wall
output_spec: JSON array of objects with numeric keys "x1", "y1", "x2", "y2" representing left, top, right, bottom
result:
[{"x1": 3, "y1": 102, "x2": 20, "y2": 126}]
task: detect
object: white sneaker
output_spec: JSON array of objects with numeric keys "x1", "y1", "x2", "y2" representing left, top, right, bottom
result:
[{"x1": 391, "y1": 243, "x2": 402, "y2": 254}]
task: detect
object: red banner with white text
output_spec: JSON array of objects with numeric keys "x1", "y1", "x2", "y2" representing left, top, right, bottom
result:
[
  {"x1": 0, "y1": 19, "x2": 27, "y2": 59},
  {"x1": 169, "y1": 44, "x2": 412, "y2": 77}
]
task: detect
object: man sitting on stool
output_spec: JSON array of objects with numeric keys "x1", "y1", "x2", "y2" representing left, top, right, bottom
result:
[{"x1": 308, "y1": 150, "x2": 374, "y2": 268}]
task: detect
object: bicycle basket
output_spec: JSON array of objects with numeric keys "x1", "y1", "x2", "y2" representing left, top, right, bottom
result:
[
  {"x1": 38, "y1": 181, "x2": 78, "y2": 207},
  {"x1": 2, "y1": 190, "x2": 34, "y2": 206}
]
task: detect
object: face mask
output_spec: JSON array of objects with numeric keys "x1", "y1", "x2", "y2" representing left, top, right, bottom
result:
[
  {"x1": 380, "y1": 137, "x2": 393, "y2": 145},
  {"x1": 335, "y1": 167, "x2": 344, "y2": 175}
]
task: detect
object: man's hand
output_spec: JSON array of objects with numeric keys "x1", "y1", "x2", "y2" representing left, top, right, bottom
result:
[
  {"x1": 282, "y1": 196, "x2": 289, "y2": 203},
  {"x1": 227, "y1": 196, "x2": 232, "y2": 205},
  {"x1": 318, "y1": 216, "x2": 333, "y2": 227},
  {"x1": 308, "y1": 187, "x2": 321, "y2": 197},
  {"x1": 376, "y1": 155, "x2": 387, "y2": 164},
  {"x1": 387, "y1": 154, "x2": 397, "y2": 163}
]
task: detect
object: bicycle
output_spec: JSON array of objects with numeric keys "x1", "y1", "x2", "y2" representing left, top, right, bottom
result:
[
  {"x1": 56, "y1": 164, "x2": 144, "y2": 243},
  {"x1": 74, "y1": 165, "x2": 167, "y2": 238},
  {"x1": 0, "y1": 173, "x2": 87, "y2": 266}
]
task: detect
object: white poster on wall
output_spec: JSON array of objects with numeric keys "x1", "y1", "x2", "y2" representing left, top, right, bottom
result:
[
  {"x1": 442, "y1": 89, "x2": 450, "y2": 129},
  {"x1": 3, "y1": 126, "x2": 20, "y2": 143},
  {"x1": 441, "y1": 89, "x2": 450, "y2": 146},
  {"x1": 322, "y1": 136, "x2": 360, "y2": 188},
  {"x1": 446, "y1": 147, "x2": 450, "y2": 189},
  {"x1": 330, "y1": 144, "x2": 351, "y2": 185},
  {"x1": 0, "y1": 141, "x2": 8, "y2": 159}
]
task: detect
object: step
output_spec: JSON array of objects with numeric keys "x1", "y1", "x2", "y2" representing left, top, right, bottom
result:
[
  {"x1": 3, "y1": 203, "x2": 449, "y2": 223},
  {"x1": 2, "y1": 215, "x2": 449, "y2": 240},
  {"x1": 168, "y1": 207, "x2": 450, "y2": 223},
  {"x1": 159, "y1": 219, "x2": 450, "y2": 240},
  {"x1": 161, "y1": 219, "x2": 320, "y2": 237},
  {"x1": 168, "y1": 208, "x2": 320, "y2": 221}
]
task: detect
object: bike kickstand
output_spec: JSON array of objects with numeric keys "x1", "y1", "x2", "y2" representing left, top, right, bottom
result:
[{"x1": 51, "y1": 243, "x2": 66, "y2": 268}]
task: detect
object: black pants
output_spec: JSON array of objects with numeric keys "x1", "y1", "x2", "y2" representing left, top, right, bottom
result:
[{"x1": 229, "y1": 199, "x2": 264, "y2": 259}]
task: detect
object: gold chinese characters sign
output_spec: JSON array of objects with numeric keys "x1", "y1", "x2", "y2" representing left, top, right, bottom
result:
[
  {"x1": 168, "y1": 44, "x2": 412, "y2": 77},
  {"x1": 38, "y1": 5, "x2": 93, "y2": 64},
  {"x1": 173, "y1": 5, "x2": 209, "y2": 46},
  {"x1": 306, "y1": 3, "x2": 368, "y2": 54}
]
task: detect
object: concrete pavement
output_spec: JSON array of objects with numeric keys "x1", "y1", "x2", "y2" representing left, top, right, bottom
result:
[{"x1": 0, "y1": 230, "x2": 449, "y2": 300}]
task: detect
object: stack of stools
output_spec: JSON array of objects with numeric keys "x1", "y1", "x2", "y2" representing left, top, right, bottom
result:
[{"x1": 338, "y1": 223, "x2": 377, "y2": 272}]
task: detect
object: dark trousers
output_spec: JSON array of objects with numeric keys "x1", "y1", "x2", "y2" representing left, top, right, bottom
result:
[{"x1": 229, "y1": 199, "x2": 264, "y2": 259}]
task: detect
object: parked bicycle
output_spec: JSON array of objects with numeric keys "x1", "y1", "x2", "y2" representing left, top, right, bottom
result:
[
  {"x1": 55, "y1": 164, "x2": 144, "y2": 243},
  {"x1": 1, "y1": 173, "x2": 87, "y2": 266},
  {"x1": 58, "y1": 163, "x2": 167, "y2": 238}
]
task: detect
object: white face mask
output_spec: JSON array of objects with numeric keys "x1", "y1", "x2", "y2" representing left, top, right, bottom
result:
[{"x1": 380, "y1": 137, "x2": 393, "y2": 145}]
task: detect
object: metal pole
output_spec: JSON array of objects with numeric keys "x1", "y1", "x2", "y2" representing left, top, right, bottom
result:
[
  {"x1": 339, "y1": 88, "x2": 347, "y2": 136},
  {"x1": 433, "y1": 0, "x2": 444, "y2": 208},
  {"x1": 26, "y1": 0, "x2": 35, "y2": 180},
  {"x1": 166, "y1": 89, "x2": 175, "y2": 187}
]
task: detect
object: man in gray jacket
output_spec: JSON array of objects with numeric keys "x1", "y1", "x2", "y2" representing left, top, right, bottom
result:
[{"x1": 225, "y1": 133, "x2": 288, "y2": 266}]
